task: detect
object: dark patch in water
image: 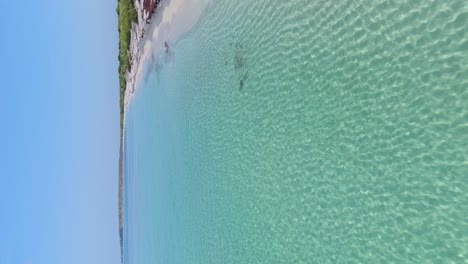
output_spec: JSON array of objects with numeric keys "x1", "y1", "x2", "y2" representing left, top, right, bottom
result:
[
  {"x1": 231, "y1": 42, "x2": 249, "y2": 91},
  {"x1": 239, "y1": 71, "x2": 249, "y2": 91},
  {"x1": 226, "y1": 41, "x2": 250, "y2": 92},
  {"x1": 234, "y1": 42, "x2": 247, "y2": 69}
]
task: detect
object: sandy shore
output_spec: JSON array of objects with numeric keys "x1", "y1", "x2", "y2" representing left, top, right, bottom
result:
[{"x1": 123, "y1": 0, "x2": 210, "y2": 114}]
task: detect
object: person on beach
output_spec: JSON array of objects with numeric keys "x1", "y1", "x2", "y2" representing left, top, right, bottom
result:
[
  {"x1": 164, "y1": 41, "x2": 174, "y2": 63},
  {"x1": 164, "y1": 41, "x2": 169, "y2": 52}
]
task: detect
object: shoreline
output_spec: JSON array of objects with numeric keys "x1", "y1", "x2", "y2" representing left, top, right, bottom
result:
[
  {"x1": 123, "y1": 0, "x2": 211, "y2": 113},
  {"x1": 118, "y1": 1, "x2": 159, "y2": 263},
  {"x1": 118, "y1": 0, "x2": 210, "y2": 262}
]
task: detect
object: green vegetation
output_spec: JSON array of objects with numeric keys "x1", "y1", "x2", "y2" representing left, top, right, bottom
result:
[
  {"x1": 117, "y1": 0, "x2": 138, "y2": 260},
  {"x1": 117, "y1": 0, "x2": 138, "y2": 132}
]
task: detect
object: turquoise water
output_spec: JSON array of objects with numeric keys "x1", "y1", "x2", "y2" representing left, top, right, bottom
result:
[{"x1": 124, "y1": 0, "x2": 468, "y2": 263}]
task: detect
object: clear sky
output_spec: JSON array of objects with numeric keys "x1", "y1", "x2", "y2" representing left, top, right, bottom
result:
[{"x1": 0, "y1": 0, "x2": 121, "y2": 263}]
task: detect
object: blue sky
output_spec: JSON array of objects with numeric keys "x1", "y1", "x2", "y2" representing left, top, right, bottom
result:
[{"x1": 0, "y1": 0, "x2": 121, "y2": 263}]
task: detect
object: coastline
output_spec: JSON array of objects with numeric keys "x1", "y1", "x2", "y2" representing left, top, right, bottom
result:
[
  {"x1": 118, "y1": 1, "x2": 159, "y2": 263},
  {"x1": 123, "y1": 0, "x2": 212, "y2": 112},
  {"x1": 118, "y1": 0, "x2": 210, "y2": 262}
]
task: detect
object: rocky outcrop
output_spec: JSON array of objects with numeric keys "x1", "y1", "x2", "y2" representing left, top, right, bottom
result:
[
  {"x1": 124, "y1": 0, "x2": 160, "y2": 111},
  {"x1": 143, "y1": 0, "x2": 161, "y2": 23}
]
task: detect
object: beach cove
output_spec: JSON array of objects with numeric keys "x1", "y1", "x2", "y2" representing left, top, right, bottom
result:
[{"x1": 121, "y1": 0, "x2": 467, "y2": 263}]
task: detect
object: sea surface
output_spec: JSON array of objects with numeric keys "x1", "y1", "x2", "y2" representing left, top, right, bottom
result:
[{"x1": 123, "y1": 0, "x2": 468, "y2": 263}]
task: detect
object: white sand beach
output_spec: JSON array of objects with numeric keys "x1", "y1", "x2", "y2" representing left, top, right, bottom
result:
[{"x1": 123, "y1": 0, "x2": 210, "y2": 113}]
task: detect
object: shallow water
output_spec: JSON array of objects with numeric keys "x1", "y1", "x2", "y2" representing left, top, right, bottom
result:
[{"x1": 124, "y1": 0, "x2": 468, "y2": 263}]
